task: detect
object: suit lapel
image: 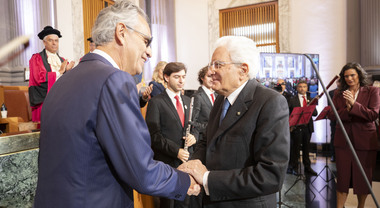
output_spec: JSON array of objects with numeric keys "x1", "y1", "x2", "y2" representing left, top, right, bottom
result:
[
  {"x1": 356, "y1": 87, "x2": 369, "y2": 104},
  {"x1": 199, "y1": 88, "x2": 213, "y2": 110},
  {"x1": 182, "y1": 94, "x2": 190, "y2": 129},
  {"x1": 211, "y1": 80, "x2": 256, "y2": 141},
  {"x1": 295, "y1": 96, "x2": 301, "y2": 107}
]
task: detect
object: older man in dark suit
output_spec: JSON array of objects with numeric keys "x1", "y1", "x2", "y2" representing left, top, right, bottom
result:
[
  {"x1": 146, "y1": 62, "x2": 197, "y2": 208},
  {"x1": 179, "y1": 36, "x2": 290, "y2": 208},
  {"x1": 34, "y1": 1, "x2": 199, "y2": 207}
]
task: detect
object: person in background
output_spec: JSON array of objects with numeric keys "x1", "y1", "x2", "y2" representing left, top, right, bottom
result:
[
  {"x1": 179, "y1": 36, "x2": 290, "y2": 207},
  {"x1": 87, "y1": 37, "x2": 96, "y2": 52},
  {"x1": 149, "y1": 61, "x2": 167, "y2": 97},
  {"x1": 28, "y1": 26, "x2": 75, "y2": 122},
  {"x1": 33, "y1": 1, "x2": 199, "y2": 207},
  {"x1": 328, "y1": 62, "x2": 380, "y2": 208},
  {"x1": 309, "y1": 79, "x2": 318, "y2": 98},
  {"x1": 146, "y1": 62, "x2": 197, "y2": 208},
  {"x1": 288, "y1": 80, "x2": 318, "y2": 176},
  {"x1": 188, "y1": 66, "x2": 215, "y2": 208},
  {"x1": 277, "y1": 78, "x2": 292, "y2": 102},
  {"x1": 191, "y1": 66, "x2": 216, "y2": 141}
]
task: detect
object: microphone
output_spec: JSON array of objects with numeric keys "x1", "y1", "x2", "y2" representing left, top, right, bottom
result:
[{"x1": 0, "y1": 35, "x2": 30, "y2": 67}]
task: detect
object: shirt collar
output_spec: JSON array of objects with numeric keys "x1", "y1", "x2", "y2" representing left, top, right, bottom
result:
[
  {"x1": 92, "y1": 49, "x2": 120, "y2": 69},
  {"x1": 201, "y1": 85, "x2": 214, "y2": 95},
  {"x1": 226, "y1": 80, "x2": 248, "y2": 106},
  {"x1": 298, "y1": 93, "x2": 307, "y2": 99},
  {"x1": 166, "y1": 88, "x2": 181, "y2": 100}
]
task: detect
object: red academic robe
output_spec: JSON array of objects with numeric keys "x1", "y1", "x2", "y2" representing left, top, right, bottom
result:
[{"x1": 28, "y1": 49, "x2": 64, "y2": 122}]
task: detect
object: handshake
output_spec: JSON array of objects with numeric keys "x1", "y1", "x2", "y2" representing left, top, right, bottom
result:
[{"x1": 178, "y1": 159, "x2": 208, "y2": 196}]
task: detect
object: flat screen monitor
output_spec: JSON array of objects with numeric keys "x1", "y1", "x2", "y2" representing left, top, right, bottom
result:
[{"x1": 259, "y1": 53, "x2": 319, "y2": 98}]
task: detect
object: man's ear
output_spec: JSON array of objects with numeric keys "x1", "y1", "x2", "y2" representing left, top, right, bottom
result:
[
  {"x1": 115, "y1": 23, "x2": 126, "y2": 45},
  {"x1": 240, "y1": 63, "x2": 249, "y2": 76},
  {"x1": 164, "y1": 74, "x2": 169, "y2": 83}
]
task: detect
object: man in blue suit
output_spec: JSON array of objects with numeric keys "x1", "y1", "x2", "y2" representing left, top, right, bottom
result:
[{"x1": 34, "y1": 1, "x2": 199, "y2": 207}]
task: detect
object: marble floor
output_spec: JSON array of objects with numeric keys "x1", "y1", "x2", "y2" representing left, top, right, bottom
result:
[{"x1": 278, "y1": 156, "x2": 380, "y2": 208}]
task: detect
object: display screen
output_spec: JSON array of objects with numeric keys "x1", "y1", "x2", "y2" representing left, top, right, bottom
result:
[{"x1": 259, "y1": 53, "x2": 319, "y2": 97}]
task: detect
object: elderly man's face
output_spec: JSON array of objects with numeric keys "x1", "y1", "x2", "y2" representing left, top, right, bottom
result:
[
  {"x1": 210, "y1": 46, "x2": 242, "y2": 96},
  {"x1": 124, "y1": 15, "x2": 152, "y2": 75},
  {"x1": 43, "y1": 34, "x2": 59, "y2": 53}
]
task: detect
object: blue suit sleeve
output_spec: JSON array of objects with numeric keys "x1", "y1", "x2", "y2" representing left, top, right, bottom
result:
[{"x1": 95, "y1": 71, "x2": 189, "y2": 200}]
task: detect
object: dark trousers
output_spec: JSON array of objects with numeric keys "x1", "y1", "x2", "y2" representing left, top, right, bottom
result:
[{"x1": 289, "y1": 127, "x2": 312, "y2": 170}]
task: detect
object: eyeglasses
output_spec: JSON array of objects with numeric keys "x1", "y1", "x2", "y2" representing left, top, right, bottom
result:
[
  {"x1": 208, "y1": 61, "x2": 242, "y2": 70},
  {"x1": 124, "y1": 24, "x2": 153, "y2": 48}
]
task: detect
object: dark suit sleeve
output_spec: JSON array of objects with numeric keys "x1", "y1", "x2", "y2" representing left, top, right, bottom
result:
[
  {"x1": 190, "y1": 130, "x2": 207, "y2": 164},
  {"x1": 146, "y1": 98, "x2": 182, "y2": 158},
  {"x1": 95, "y1": 72, "x2": 189, "y2": 199},
  {"x1": 208, "y1": 94, "x2": 290, "y2": 200}
]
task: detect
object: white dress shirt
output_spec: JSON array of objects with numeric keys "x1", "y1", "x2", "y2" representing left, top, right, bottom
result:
[
  {"x1": 298, "y1": 93, "x2": 308, "y2": 107},
  {"x1": 201, "y1": 85, "x2": 215, "y2": 105},
  {"x1": 166, "y1": 88, "x2": 184, "y2": 112},
  {"x1": 92, "y1": 49, "x2": 120, "y2": 70}
]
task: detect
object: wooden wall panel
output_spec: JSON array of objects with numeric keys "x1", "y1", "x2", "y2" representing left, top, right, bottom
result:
[
  {"x1": 82, "y1": 0, "x2": 114, "y2": 53},
  {"x1": 219, "y1": 1, "x2": 279, "y2": 53}
]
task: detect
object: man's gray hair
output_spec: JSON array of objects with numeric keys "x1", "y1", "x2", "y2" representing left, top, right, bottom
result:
[
  {"x1": 214, "y1": 36, "x2": 260, "y2": 79},
  {"x1": 92, "y1": 0, "x2": 148, "y2": 46}
]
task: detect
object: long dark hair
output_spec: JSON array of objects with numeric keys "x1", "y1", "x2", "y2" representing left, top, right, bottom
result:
[{"x1": 338, "y1": 62, "x2": 371, "y2": 91}]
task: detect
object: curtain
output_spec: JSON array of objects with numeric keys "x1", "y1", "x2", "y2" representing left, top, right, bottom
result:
[
  {"x1": 2, "y1": 0, "x2": 55, "y2": 68},
  {"x1": 144, "y1": 0, "x2": 176, "y2": 83}
]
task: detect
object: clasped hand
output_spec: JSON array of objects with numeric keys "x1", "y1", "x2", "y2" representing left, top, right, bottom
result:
[
  {"x1": 343, "y1": 90, "x2": 355, "y2": 110},
  {"x1": 178, "y1": 160, "x2": 208, "y2": 196},
  {"x1": 59, "y1": 60, "x2": 75, "y2": 74}
]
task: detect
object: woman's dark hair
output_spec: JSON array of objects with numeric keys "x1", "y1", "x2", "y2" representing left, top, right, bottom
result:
[{"x1": 338, "y1": 62, "x2": 371, "y2": 91}]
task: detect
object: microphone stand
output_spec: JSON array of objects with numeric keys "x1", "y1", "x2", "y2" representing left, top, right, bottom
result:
[{"x1": 304, "y1": 54, "x2": 379, "y2": 208}]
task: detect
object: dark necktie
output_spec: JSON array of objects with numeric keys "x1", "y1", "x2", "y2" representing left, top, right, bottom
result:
[
  {"x1": 210, "y1": 94, "x2": 215, "y2": 104},
  {"x1": 219, "y1": 98, "x2": 230, "y2": 125},
  {"x1": 175, "y1": 95, "x2": 185, "y2": 127},
  {"x1": 302, "y1": 95, "x2": 307, "y2": 107}
]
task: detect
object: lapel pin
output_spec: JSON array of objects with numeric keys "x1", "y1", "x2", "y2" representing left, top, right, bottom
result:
[
  {"x1": 185, "y1": 105, "x2": 187, "y2": 110},
  {"x1": 237, "y1": 112, "x2": 241, "y2": 116}
]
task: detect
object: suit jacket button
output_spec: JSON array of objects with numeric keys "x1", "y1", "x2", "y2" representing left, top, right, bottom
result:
[{"x1": 175, "y1": 194, "x2": 181, "y2": 199}]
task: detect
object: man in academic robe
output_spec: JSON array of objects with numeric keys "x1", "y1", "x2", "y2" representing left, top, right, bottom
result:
[{"x1": 28, "y1": 26, "x2": 74, "y2": 122}]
